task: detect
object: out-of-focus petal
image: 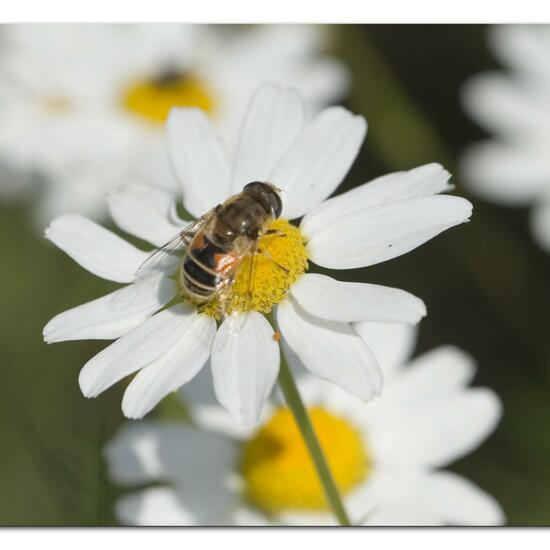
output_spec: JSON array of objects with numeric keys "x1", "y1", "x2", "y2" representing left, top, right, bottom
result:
[
  {"x1": 461, "y1": 141, "x2": 550, "y2": 206},
  {"x1": 353, "y1": 321, "x2": 417, "y2": 375}
]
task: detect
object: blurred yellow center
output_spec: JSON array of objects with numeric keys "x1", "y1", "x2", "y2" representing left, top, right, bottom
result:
[
  {"x1": 42, "y1": 96, "x2": 72, "y2": 113},
  {"x1": 241, "y1": 407, "x2": 370, "y2": 513},
  {"x1": 199, "y1": 219, "x2": 308, "y2": 319},
  {"x1": 122, "y1": 71, "x2": 215, "y2": 123}
]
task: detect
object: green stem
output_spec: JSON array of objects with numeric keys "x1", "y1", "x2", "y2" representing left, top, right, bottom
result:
[{"x1": 277, "y1": 351, "x2": 352, "y2": 526}]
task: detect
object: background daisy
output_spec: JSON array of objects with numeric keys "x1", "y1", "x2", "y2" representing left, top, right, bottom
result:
[
  {"x1": 460, "y1": 25, "x2": 550, "y2": 251},
  {"x1": 105, "y1": 322, "x2": 505, "y2": 526},
  {"x1": 0, "y1": 24, "x2": 348, "y2": 223},
  {"x1": 5, "y1": 25, "x2": 546, "y2": 526},
  {"x1": 43, "y1": 84, "x2": 472, "y2": 426}
]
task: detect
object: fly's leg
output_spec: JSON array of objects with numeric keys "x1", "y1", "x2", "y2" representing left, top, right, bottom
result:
[
  {"x1": 257, "y1": 248, "x2": 289, "y2": 273},
  {"x1": 243, "y1": 243, "x2": 258, "y2": 309},
  {"x1": 265, "y1": 229, "x2": 287, "y2": 237}
]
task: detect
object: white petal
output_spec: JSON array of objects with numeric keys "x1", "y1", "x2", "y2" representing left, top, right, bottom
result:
[
  {"x1": 353, "y1": 321, "x2": 417, "y2": 375},
  {"x1": 270, "y1": 106, "x2": 367, "y2": 220},
  {"x1": 530, "y1": 200, "x2": 550, "y2": 252},
  {"x1": 105, "y1": 421, "x2": 236, "y2": 486},
  {"x1": 211, "y1": 312, "x2": 279, "y2": 426},
  {"x1": 115, "y1": 487, "x2": 195, "y2": 526},
  {"x1": 43, "y1": 274, "x2": 177, "y2": 343},
  {"x1": 365, "y1": 346, "x2": 478, "y2": 429},
  {"x1": 277, "y1": 509, "x2": 336, "y2": 526},
  {"x1": 405, "y1": 345, "x2": 477, "y2": 390},
  {"x1": 360, "y1": 472, "x2": 443, "y2": 526},
  {"x1": 122, "y1": 314, "x2": 216, "y2": 419},
  {"x1": 106, "y1": 421, "x2": 238, "y2": 525},
  {"x1": 372, "y1": 385, "x2": 502, "y2": 469},
  {"x1": 232, "y1": 506, "x2": 271, "y2": 526},
  {"x1": 461, "y1": 73, "x2": 550, "y2": 138},
  {"x1": 105, "y1": 421, "x2": 182, "y2": 486},
  {"x1": 290, "y1": 273, "x2": 426, "y2": 324},
  {"x1": 460, "y1": 142, "x2": 550, "y2": 206},
  {"x1": 107, "y1": 184, "x2": 186, "y2": 247},
  {"x1": 423, "y1": 471, "x2": 505, "y2": 526},
  {"x1": 79, "y1": 304, "x2": 196, "y2": 398},
  {"x1": 231, "y1": 84, "x2": 305, "y2": 193},
  {"x1": 307, "y1": 195, "x2": 472, "y2": 269},
  {"x1": 167, "y1": 108, "x2": 230, "y2": 218},
  {"x1": 489, "y1": 24, "x2": 550, "y2": 80},
  {"x1": 191, "y1": 402, "x2": 260, "y2": 441},
  {"x1": 277, "y1": 297, "x2": 382, "y2": 401},
  {"x1": 301, "y1": 163, "x2": 452, "y2": 237},
  {"x1": 360, "y1": 471, "x2": 503, "y2": 526},
  {"x1": 45, "y1": 215, "x2": 149, "y2": 283}
]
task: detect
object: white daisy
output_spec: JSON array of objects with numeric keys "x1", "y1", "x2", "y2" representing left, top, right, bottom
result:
[
  {"x1": 460, "y1": 25, "x2": 550, "y2": 251},
  {"x1": 43, "y1": 83, "x2": 472, "y2": 426},
  {"x1": 0, "y1": 23, "x2": 348, "y2": 221},
  {"x1": 105, "y1": 322, "x2": 505, "y2": 526}
]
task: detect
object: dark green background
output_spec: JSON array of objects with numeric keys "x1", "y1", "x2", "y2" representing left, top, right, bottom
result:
[{"x1": 0, "y1": 24, "x2": 547, "y2": 525}]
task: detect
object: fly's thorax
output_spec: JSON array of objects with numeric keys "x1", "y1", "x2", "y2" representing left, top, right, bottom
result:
[{"x1": 213, "y1": 193, "x2": 275, "y2": 242}]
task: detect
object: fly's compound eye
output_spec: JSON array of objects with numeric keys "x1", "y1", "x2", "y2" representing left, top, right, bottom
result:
[
  {"x1": 270, "y1": 191, "x2": 282, "y2": 218},
  {"x1": 244, "y1": 181, "x2": 282, "y2": 218}
]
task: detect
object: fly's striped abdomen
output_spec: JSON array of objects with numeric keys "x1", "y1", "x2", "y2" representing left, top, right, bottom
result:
[{"x1": 180, "y1": 230, "x2": 241, "y2": 302}]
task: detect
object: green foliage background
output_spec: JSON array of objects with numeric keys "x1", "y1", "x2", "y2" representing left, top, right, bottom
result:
[{"x1": 1, "y1": 24, "x2": 548, "y2": 525}]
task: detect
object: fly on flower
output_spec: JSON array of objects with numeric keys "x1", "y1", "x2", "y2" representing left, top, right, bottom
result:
[
  {"x1": 43, "y1": 83, "x2": 473, "y2": 425},
  {"x1": 136, "y1": 181, "x2": 286, "y2": 324}
]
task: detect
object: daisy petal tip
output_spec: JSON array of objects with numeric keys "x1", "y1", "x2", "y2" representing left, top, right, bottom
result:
[
  {"x1": 412, "y1": 300, "x2": 428, "y2": 324},
  {"x1": 78, "y1": 368, "x2": 100, "y2": 399},
  {"x1": 480, "y1": 387, "x2": 504, "y2": 423},
  {"x1": 462, "y1": 198, "x2": 474, "y2": 219},
  {"x1": 229, "y1": 405, "x2": 263, "y2": 428},
  {"x1": 121, "y1": 400, "x2": 147, "y2": 421},
  {"x1": 446, "y1": 196, "x2": 473, "y2": 224}
]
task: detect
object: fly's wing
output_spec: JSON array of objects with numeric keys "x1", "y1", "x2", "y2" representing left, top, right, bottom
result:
[{"x1": 135, "y1": 208, "x2": 217, "y2": 279}]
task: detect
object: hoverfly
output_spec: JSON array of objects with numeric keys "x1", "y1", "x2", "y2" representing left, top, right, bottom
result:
[{"x1": 136, "y1": 181, "x2": 285, "y2": 319}]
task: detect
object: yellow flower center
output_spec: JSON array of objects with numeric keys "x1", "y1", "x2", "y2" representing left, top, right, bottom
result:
[
  {"x1": 122, "y1": 70, "x2": 215, "y2": 123},
  {"x1": 199, "y1": 219, "x2": 308, "y2": 319},
  {"x1": 241, "y1": 407, "x2": 370, "y2": 513}
]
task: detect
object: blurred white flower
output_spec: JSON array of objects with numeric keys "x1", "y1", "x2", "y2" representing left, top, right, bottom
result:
[
  {"x1": 105, "y1": 322, "x2": 505, "y2": 526},
  {"x1": 43, "y1": 84, "x2": 472, "y2": 425},
  {"x1": 0, "y1": 23, "x2": 349, "y2": 222},
  {"x1": 461, "y1": 25, "x2": 550, "y2": 251}
]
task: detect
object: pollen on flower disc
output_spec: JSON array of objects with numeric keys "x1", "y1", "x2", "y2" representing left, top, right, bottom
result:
[{"x1": 199, "y1": 219, "x2": 309, "y2": 319}]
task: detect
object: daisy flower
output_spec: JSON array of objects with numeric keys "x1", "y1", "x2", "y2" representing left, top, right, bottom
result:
[
  {"x1": 0, "y1": 23, "x2": 348, "y2": 221},
  {"x1": 43, "y1": 83, "x2": 472, "y2": 426},
  {"x1": 460, "y1": 25, "x2": 550, "y2": 251},
  {"x1": 105, "y1": 322, "x2": 505, "y2": 526}
]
